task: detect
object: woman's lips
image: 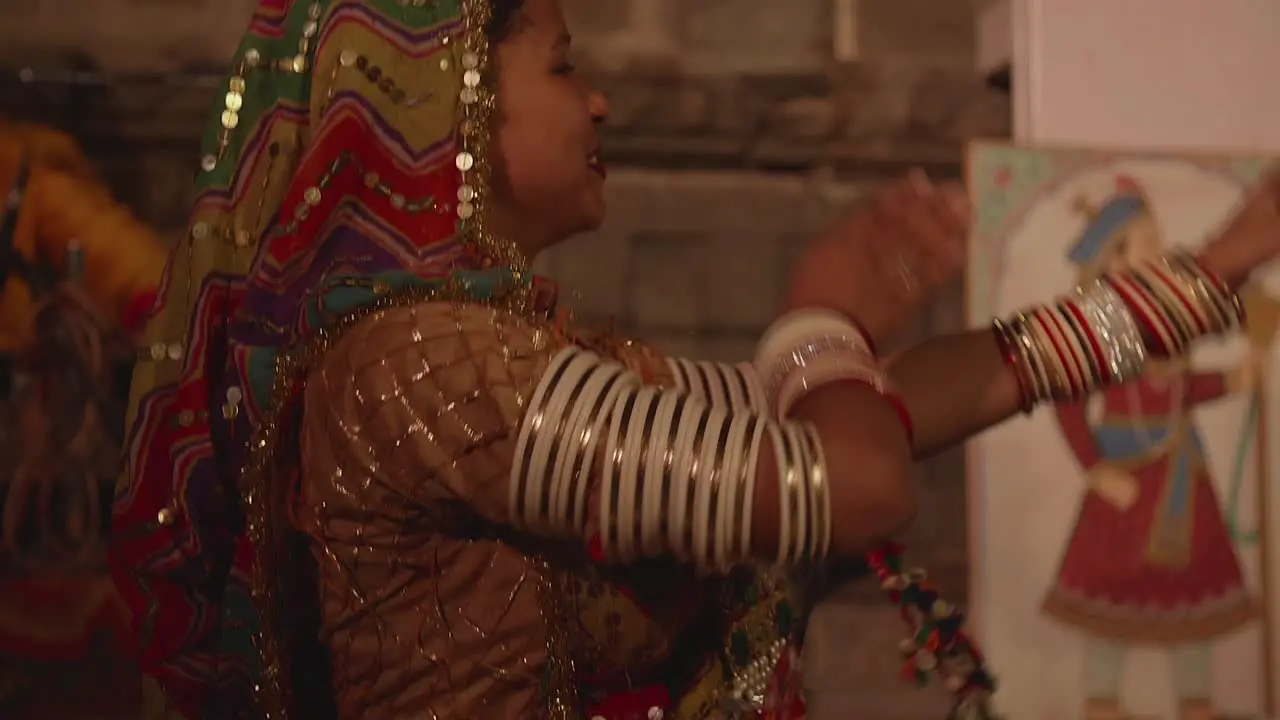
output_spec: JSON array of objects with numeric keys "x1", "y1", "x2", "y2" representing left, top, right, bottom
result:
[{"x1": 588, "y1": 151, "x2": 606, "y2": 178}]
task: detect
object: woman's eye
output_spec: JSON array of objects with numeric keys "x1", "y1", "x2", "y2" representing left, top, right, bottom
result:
[{"x1": 554, "y1": 62, "x2": 576, "y2": 75}]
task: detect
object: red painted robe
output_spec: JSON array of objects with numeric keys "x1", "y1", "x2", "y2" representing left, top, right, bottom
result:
[{"x1": 1043, "y1": 371, "x2": 1260, "y2": 643}]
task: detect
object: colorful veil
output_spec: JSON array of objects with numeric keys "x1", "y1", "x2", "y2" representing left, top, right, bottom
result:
[{"x1": 109, "y1": 1, "x2": 522, "y2": 716}]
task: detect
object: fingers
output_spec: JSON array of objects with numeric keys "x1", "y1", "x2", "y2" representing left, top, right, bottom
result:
[
  {"x1": 1258, "y1": 164, "x2": 1280, "y2": 196},
  {"x1": 875, "y1": 169, "x2": 971, "y2": 292},
  {"x1": 1238, "y1": 167, "x2": 1280, "y2": 226},
  {"x1": 908, "y1": 169, "x2": 971, "y2": 238},
  {"x1": 1260, "y1": 168, "x2": 1280, "y2": 214},
  {"x1": 933, "y1": 181, "x2": 971, "y2": 267}
]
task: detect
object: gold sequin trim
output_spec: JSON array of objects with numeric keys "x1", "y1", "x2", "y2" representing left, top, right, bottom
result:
[
  {"x1": 204, "y1": 3, "x2": 321, "y2": 171},
  {"x1": 457, "y1": 0, "x2": 528, "y2": 278}
]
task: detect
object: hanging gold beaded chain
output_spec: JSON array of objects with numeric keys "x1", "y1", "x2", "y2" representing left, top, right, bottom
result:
[
  {"x1": 202, "y1": 3, "x2": 323, "y2": 175},
  {"x1": 456, "y1": 0, "x2": 530, "y2": 279},
  {"x1": 128, "y1": 1, "x2": 328, "y2": 537},
  {"x1": 142, "y1": 2, "x2": 324, "y2": 390},
  {"x1": 278, "y1": 150, "x2": 448, "y2": 238}
]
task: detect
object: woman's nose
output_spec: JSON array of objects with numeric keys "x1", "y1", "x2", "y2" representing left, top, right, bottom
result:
[{"x1": 588, "y1": 89, "x2": 610, "y2": 123}]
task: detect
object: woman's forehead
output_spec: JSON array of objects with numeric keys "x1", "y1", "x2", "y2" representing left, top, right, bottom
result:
[{"x1": 507, "y1": 0, "x2": 568, "y2": 40}]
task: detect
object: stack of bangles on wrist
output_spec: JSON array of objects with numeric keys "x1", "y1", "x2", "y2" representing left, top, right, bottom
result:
[
  {"x1": 755, "y1": 309, "x2": 997, "y2": 717},
  {"x1": 994, "y1": 249, "x2": 1244, "y2": 412},
  {"x1": 755, "y1": 308, "x2": 914, "y2": 440},
  {"x1": 748, "y1": 250, "x2": 1243, "y2": 719}
]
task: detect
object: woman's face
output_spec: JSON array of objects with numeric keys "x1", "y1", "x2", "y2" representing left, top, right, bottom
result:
[{"x1": 489, "y1": 0, "x2": 610, "y2": 257}]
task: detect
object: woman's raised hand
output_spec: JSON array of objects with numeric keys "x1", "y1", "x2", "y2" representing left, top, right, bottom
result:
[
  {"x1": 1199, "y1": 170, "x2": 1280, "y2": 288},
  {"x1": 786, "y1": 169, "x2": 970, "y2": 344}
]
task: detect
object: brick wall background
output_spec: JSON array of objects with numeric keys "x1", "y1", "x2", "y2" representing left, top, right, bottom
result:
[{"x1": 1, "y1": 1, "x2": 1009, "y2": 715}]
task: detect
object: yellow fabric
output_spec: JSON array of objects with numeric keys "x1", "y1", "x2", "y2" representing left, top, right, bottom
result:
[{"x1": 0, "y1": 127, "x2": 167, "y2": 352}]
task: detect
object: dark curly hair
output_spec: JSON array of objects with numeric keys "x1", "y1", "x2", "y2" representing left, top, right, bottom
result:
[{"x1": 488, "y1": 0, "x2": 524, "y2": 41}]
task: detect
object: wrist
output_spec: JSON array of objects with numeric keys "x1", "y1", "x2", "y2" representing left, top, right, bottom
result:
[
  {"x1": 778, "y1": 294, "x2": 881, "y2": 356},
  {"x1": 1195, "y1": 245, "x2": 1249, "y2": 291},
  {"x1": 757, "y1": 309, "x2": 881, "y2": 410},
  {"x1": 756, "y1": 309, "x2": 915, "y2": 442}
]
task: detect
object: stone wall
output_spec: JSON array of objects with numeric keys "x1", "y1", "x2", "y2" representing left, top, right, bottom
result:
[{"x1": 2, "y1": 1, "x2": 1006, "y2": 715}]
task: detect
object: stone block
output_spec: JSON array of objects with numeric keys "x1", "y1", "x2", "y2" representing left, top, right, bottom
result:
[
  {"x1": 900, "y1": 471, "x2": 940, "y2": 549},
  {"x1": 857, "y1": 0, "x2": 976, "y2": 63},
  {"x1": 11, "y1": 0, "x2": 249, "y2": 73},
  {"x1": 642, "y1": 331, "x2": 708, "y2": 363},
  {"x1": 923, "y1": 445, "x2": 971, "y2": 565},
  {"x1": 625, "y1": 231, "x2": 710, "y2": 331},
  {"x1": 593, "y1": 72, "x2": 692, "y2": 134},
  {"x1": 560, "y1": 0, "x2": 632, "y2": 39},
  {"x1": 803, "y1": 602, "x2": 953, "y2": 716},
  {"x1": 575, "y1": 171, "x2": 871, "y2": 336},
  {"x1": 705, "y1": 233, "x2": 781, "y2": 331},
  {"x1": 906, "y1": 69, "x2": 1006, "y2": 141},
  {"x1": 597, "y1": 170, "x2": 677, "y2": 231},
  {"x1": 679, "y1": 0, "x2": 829, "y2": 72},
  {"x1": 541, "y1": 230, "x2": 631, "y2": 321},
  {"x1": 841, "y1": 60, "x2": 925, "y2": 138},
  {"x1": 777, "y1": 233, "x2": 810, "y2": 279},
  {"x1": 0, "y1": 0, "x2": 38, "y2": 19},
  {"x1": 688, "y1": 334, "x2": 757, "y2": 364},
  {"x1": 707, "y1": 173, "x2": 843, "y2": 234},
  {"x1": 639, "y1": 331, "x2": 757, "y2": 365},
  {"x1": 955, "y1": 85, "x2": 1014, "y2": 139}
]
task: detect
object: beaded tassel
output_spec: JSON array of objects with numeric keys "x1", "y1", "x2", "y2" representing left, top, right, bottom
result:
[{"x1": 866, "y1": 543, "x2": 998, "y2": 719}]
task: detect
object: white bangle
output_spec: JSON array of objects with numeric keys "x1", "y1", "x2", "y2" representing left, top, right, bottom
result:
[
  {"x1": 641, "y1": 391, "x2": 680, "y2": 556},
  {"x1": 755, "y1": 308, "x2": 885, "y2": 415},
  {"x1": 515, "y1": 346, "x2": 833, "y2": 570},
  {"x1": 757, "y1": 309, "x2": 872, "y2": 367}
]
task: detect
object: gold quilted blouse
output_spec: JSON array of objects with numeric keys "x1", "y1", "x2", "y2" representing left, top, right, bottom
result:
[{"x1": 297, "y1": 300, "x2": 727, "y2": 718}]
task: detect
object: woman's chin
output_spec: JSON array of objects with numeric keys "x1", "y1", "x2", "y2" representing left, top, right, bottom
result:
[{"x1": 573, "y1": 199, "x2": 608, "y2": 235}]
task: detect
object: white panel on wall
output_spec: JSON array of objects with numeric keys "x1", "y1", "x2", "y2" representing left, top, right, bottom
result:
[
  {"x1": 967, "y1": 143, "x2": 1279, "y2": 719},
  {"x1": 1016, "y1": 0, "x2": 1280, "y2": 152}
]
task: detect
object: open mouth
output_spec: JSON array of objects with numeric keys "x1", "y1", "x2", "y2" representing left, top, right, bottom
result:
[{"x1": 588, "y1": 151, "x2": 606, "y2": 178}]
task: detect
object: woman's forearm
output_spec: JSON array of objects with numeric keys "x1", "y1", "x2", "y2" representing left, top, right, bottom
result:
[{"x1": 887, "y1": 328, "x2": 1023, "y2": 459}]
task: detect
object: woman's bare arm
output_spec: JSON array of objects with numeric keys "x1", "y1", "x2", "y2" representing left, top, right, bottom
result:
[
  {"x1": 887, "y1": 328, "x2": 1023, "y2": 459},
  {"x1": 313, "y1": 302, "x2": 916, "y2": 571},
  {"x1": 889, "y1": 239, "x2": 1260, "y2": 460}
]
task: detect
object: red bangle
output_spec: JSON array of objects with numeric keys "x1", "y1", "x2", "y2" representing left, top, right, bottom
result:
[
  {"x1": 1190, "y1": 251, "x2": 1236, "y2": 294},
  {"x1": 1187, "y1": 252, "x2": 1246, "y2": 325},
  {"x1": 1104, "y1": 276, "x2": 1172, "y2": 356},
  {"x1": 880, "y1": 390, "x2": 915, "y2": 445},
  {"x1": 829, "y1": 378, "x2": 915, "y2": 444},
  {"x1": 992, "y1": 321, "x2": 1034, "y2": 412}
]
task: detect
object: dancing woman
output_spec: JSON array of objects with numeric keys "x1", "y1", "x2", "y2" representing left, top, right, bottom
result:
[
  {"x1": 0, "y1": 121, "x2": 162, "y2": 354},
  {"x1": 0, "y1": 121, "x2": 167, "y2": 719},
  {"x1": 1, "y1": 120, "x2": 165, "y2": 564},
  {"x1": 108, "y1": 0, "x2": 1280, "y2": 718}
]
